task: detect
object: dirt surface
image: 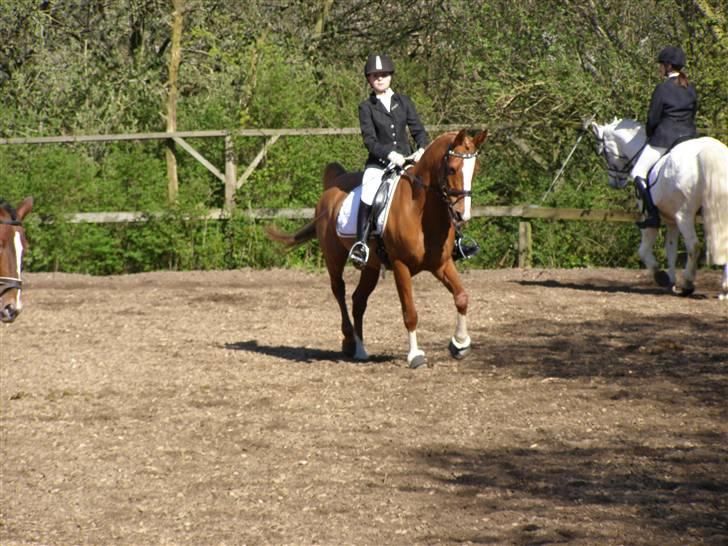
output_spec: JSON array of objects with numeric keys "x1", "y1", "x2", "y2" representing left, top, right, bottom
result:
[{"x1": 1, "y1": 267, "x2": 727, "y2": 546}]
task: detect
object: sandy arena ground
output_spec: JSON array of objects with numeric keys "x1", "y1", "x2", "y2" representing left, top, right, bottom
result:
[{"x1": 1, "y1": 267, "x2": 727, "y2": 545}]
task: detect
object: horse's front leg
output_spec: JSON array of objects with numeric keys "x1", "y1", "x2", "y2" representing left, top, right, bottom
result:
[
  {"x1": 638, "y1": 227, "x2": 671, "y2": 287},
  {"x1": 391, "y1": 260, "x2": 425, "y2": 368},
  {"x1": 721, "y1": 264, "x2": 728, "y2": 301},
  {"x1": 675, "y1": 216, "x2": 701, "y2": 296},
  {"x1": 350, "y1": 265, "x2": 380, "y2": 360},
  {"x1": 433, "y1": 260, "x2": 471, "y2": 359}
]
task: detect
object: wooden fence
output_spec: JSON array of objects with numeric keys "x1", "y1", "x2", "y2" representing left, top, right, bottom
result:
[{"x1": 1, "y1": 126, "x2": 682, "y2": 267}]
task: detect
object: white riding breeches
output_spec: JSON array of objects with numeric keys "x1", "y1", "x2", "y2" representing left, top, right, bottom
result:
[
  {"x1": 360, "y1": 166, "x2": 385, "y2": 205},
  {"x1": 631, "y1": 144, "x2": 667, "y2": 180}
]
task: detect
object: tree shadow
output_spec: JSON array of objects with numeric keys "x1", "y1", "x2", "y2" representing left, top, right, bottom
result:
[
  {"x1": 224, "y1": 340, "x2": 395, "y2": 364},
  {"x1": 410, "y1": 435, "x2": 728, "y2": 544},
  {"x1": 515, "y1": 278, "x2": 708, "y2": 298},
  {"x1": 467, "y1": 311, "x2": 728, "y2": 408}
]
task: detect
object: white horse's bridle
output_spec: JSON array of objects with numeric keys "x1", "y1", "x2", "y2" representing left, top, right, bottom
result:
[{"x1": 594, "y1": 132, "x2": 646, "y2": 188}]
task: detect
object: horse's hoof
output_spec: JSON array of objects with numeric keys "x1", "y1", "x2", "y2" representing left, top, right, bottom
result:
[
  {"x1": 448, "y1": 340, "x2": 471, "y2": 360},
  {"x1": 654, "y1": 270, "x2": 673, "y2": 288},
  {"x1": 342, "y1": 339, "x2": 357, "y2": 358},
  {"x1": 409, "y1": 354, "x2": 427, "y2": 369},
  {"x1": 719, "y1": 292, "x2": 728, "y2": 301},
  {"x1": 672, "y1": 284, "x2": 695, "y2": 297}
]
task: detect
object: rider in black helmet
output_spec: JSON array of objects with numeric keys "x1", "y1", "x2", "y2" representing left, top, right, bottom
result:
[
  {"x1": 349, "y1": 53, "x2": 479, "y2": 269},
  {"x1": 631, "y1": 45, "x2": 698, "y2": 229}
]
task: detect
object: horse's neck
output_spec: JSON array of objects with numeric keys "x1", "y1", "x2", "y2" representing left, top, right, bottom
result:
[{"x1": 616, "y1": 121, "x2": 646, "y2": 156}]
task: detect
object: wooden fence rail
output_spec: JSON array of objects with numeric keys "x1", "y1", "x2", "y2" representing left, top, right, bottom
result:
[
  {"x1": 5, "y1": 127, "x2": 701, "y2": 267},
  {"x1": 44, "y1": 204, "x2": 671, "y2": 268}
]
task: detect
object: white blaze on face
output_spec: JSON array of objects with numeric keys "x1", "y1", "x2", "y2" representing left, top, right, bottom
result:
[
  {"x1": 461, "y1": 156, "x2": 476, "y2": 221},
  {"x1": 13, "y1": 231, "x2": 23, "y2": 309}
]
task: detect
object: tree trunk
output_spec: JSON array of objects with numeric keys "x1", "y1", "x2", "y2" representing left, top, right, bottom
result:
[{"x1": 165, "y1": 0, "x2": 184, "y2": 203}]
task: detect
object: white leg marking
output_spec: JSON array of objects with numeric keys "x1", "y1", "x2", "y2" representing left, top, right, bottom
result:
[
  {"x1": 353, "y1": 335, "x2": 369, "y2": 361},
  {"x1": 451, "y1": 312, "x2": 471, "y2": 349},
  {"x1": 407, "y1": 330, "x2": 425, "y2": 365}
]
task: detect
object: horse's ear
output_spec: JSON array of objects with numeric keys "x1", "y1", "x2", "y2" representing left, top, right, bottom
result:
[
  {"x1": 453, "y1": 128, "x2": 468, "y2": 147},
  {"x1": 16, "y1": 197, "x2": 33, "y2": 221},
  {"x1": 473, "y1": 130, "x2": 488, "y2": 149},
  {"x1": 590, "y1": 121, "x2": 602, "y2": 139}
]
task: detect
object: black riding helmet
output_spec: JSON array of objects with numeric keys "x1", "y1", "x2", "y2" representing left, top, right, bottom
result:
[
  {"x1": 364, "y1": 53, "x2": 395, "y2": 76},
  {"x1": 657, "y1": 45, "x2": 686, "y2": 68}
]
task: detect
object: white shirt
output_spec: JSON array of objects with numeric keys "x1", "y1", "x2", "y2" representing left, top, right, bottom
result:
[{"x1": 376, "y1": 88, "x2": 394, "y2": 112}]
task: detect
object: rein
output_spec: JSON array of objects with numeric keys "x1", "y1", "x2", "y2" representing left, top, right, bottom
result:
[{"x1": 0, "y1": 216, "x2": 23, "y2": 296}]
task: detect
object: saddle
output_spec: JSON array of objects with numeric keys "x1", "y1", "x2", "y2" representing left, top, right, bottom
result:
[{"x1": 336, "y1": 170, "x2": 401, "y2": 238}]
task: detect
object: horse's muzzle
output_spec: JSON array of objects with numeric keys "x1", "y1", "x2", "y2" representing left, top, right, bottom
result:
[{"x1": 1, "y1": 303, "x2": 19, "y2": 322}]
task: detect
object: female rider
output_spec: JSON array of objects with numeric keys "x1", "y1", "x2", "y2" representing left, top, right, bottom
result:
[{"x1": 631, "y1": 45, "x2": 698, "y2": 229}]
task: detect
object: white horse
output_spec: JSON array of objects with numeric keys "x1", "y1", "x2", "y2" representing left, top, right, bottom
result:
[{"x1": 590, "y1": 118, "x2": 728, "y2": 299}]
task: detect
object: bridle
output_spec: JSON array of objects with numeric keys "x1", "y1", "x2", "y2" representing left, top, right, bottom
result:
[
  {"x1": 0, "y1": 216, "x2": 23, "y2": 297},
  {"x1": 594, "y1": 133, "x2": 645, "y2": 186},
  {"x1": 438, "y1": 145, "x2": 478, "y2": 225}
]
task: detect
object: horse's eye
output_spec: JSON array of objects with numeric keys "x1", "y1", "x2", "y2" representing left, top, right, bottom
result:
[{"x1": 448, "y1": 167, "x2": 456, "y2": 176}]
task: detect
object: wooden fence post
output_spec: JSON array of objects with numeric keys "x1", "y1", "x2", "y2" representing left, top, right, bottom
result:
[
  {"x1": 224, "y1": 134, "x2": 236, "y2": 213},
  {"x1": 518, "y1": 221, "x2": 532, "y2": 268}
]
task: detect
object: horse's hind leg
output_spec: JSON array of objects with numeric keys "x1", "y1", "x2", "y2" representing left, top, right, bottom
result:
[
  {"x1": 351, "y1": 265, "x2": 380, "y2": 360},
  {"x1": 675, "y1": 217, "x2": 700, "y2": 296},
  {"x1": 325, "y1": 254, "x2": 359, "y2": 358},
  {"x1": 721, "y1": 264, "x2": 728, "y2": 301}
]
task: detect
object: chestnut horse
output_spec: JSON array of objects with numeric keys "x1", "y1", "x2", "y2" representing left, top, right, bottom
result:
[
  {"x1": 1, "y1": 197, "x2": 33, "y2": 323},
  {"x1": 267, "y1": 129, "x2": 487, "y2": 367}
]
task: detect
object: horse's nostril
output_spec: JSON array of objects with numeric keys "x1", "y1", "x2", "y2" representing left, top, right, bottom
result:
[{"x1": 1, "y1": 305, "x2": 18, "y2": 322}]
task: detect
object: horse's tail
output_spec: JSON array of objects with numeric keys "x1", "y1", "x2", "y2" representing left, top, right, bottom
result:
[
  {"x1": 699, "y1": 140, "x2": 728, "y2": 264},
  {"x1": 265, "y1": 217, "x2": 320, "y2": 249}
]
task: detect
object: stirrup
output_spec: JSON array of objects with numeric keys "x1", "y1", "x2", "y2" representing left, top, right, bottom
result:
[
  {"x1": 453, "y1": 236, "x2": 480, "y2": 261},
  {"x1": 348, "y1": 241, "x2": 370, "y2": 269}
]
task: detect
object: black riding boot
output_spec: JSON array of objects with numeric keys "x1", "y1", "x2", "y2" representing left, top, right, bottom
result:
[
  {"x1": 452, "y1": 231, "x2": 480, "y2": 261},
  {"x1": 634, "y1": 177, "x2": 661, "y2": 229},
  {"x1": 348, "y1": 203, "x2": 373, "y2": 269}
]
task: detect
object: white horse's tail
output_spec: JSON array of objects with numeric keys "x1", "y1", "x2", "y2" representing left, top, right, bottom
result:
[{"x1": 699, "y1": 140, "x2": 728, "y2": 264}]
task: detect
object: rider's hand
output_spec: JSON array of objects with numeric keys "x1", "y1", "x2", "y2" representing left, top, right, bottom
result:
[
  {"x1": 411, "y1": 148, "x2": 425, "y2": 163},
  {"x1": 387, "y1": 151, "x2": 405, "y2": 167}
]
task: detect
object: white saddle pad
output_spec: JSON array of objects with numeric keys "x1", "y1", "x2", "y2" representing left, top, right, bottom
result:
[{"x1": 336, "y1": 175, "x2": 402, "y2": 238}]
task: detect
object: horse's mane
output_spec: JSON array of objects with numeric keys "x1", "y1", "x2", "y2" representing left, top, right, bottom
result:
[{"x1": 415, "y1": 131, "x2": 458, "y2": 176}]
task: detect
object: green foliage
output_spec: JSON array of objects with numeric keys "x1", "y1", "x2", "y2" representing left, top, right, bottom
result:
[{"x1": 1, "y1": 0, "x2": 726, "y2": 274}]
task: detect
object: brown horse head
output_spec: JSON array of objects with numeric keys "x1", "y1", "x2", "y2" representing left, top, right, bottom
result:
[
  {"x1": 414, "y1": 129, "x2": 488, "y2": 225},
  {"x1": 0, "y1": 197, "x2": 33, "y2": 323}
]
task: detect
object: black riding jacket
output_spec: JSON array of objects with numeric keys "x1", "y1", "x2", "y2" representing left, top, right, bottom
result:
[
  {"x1": 358, "y1": 92, "x2": 429, "y2": 168},
  {"x1": 646, "y1": 75, "x2": 698, "y2": 148}
]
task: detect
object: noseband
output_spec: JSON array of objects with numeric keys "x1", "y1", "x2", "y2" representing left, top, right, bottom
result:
[{"x1": 0, "y1": 217, "x2": 23, "y2": 297}]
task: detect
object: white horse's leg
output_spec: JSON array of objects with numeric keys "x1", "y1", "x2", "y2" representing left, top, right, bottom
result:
[
  {"x1": 674, "y1": 217, "x2": 700, "y2": 296},
  {"x1": 638, "y1": 228, "x2": 668, "y2": 286},
  {"x1": 720, "y1": 264, "x2": 728, "y2": 301},
  {"x1": 664, "y1": 223, "x2": 679, "y2": 287}
]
